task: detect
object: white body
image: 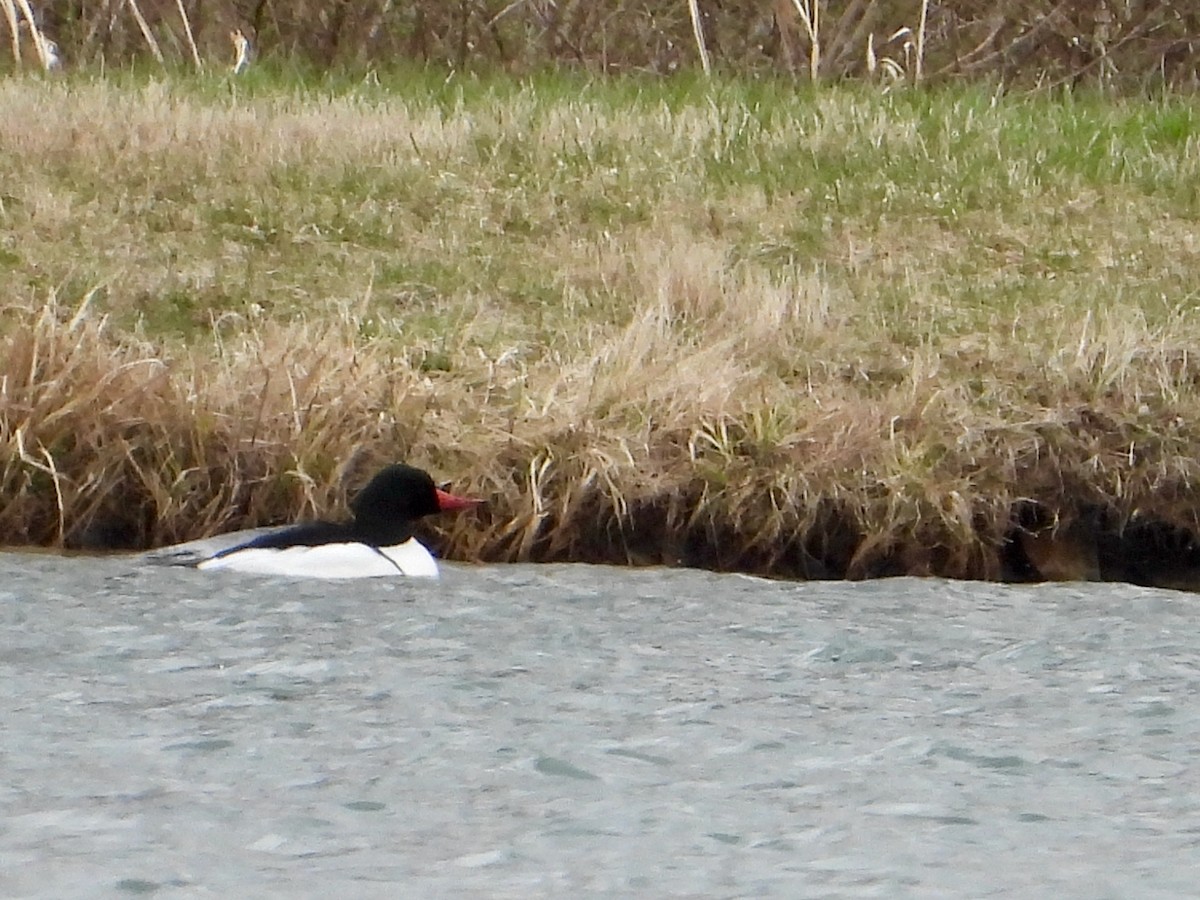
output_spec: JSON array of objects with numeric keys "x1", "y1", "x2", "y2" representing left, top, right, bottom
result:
[{"x1": 152, "y1": 535, "x2": 440, "y2": 579}]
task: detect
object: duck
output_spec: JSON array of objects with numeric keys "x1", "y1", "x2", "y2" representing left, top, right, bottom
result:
[{"x1": 148, "y1": 464, "x2": 482, "y2": 579}]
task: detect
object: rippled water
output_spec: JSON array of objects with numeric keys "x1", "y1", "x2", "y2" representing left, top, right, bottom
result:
[{"x1": 2, "y1": 553, "x2": 1199, "y2": 898}]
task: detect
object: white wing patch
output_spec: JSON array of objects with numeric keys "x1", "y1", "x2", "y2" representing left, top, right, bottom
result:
[{"x1": 197, "y1": 539, "x2": 439, "y2": 579}]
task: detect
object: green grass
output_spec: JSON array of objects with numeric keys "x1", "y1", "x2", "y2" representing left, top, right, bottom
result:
[{"x1": 3, "y1": 68, "x2": 1200, "y2": 578}]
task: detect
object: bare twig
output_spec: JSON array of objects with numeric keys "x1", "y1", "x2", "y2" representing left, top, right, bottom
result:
[
  {"x1": 175, "y1": 0, "x2": 202, "y2": 70},
  {"x1": 915, "y1": 0, "x2": 928, "y2": 84},
  {"x1": 789, "y1": 0, "x2": 821, "y2": 81},
  {"x1": 941, "y1": 1, "x2": 1072, "y2": 77},
  {"x1": 0, "y1": 0, "x2": 20, "y2": 67},
  {"x1": 126, "y1": 0, "x2": 165, "y2": 64},
  {"x1": 487, "y1": 0, "x2": 531, "y2": 28},
  {"x1": 15, "y1": 427, "x2": 67, "y2": 546},
  {"x1": 13, "y1": 0, "x2": 50, "y2": 69},
  {"x1": 686, "y1": 0, "x2": 710, "y2": 74}
]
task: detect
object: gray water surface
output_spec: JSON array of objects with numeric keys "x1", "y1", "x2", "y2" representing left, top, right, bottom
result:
[{"x1": 2, "y1": 554, "x2": 1199, "y2": 898}]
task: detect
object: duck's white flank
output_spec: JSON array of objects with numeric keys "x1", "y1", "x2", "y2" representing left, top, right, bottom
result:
[{"x1": 197, "y1": 538, "x2": 439, "y2": 579}]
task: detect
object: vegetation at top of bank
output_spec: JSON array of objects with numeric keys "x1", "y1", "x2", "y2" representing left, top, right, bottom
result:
[
  {"x1": 3, "y1": 1, "x2": 1199, "y2": 92},
  {"x1": 3, "y1": 71, "x2": 1200, "y2": 583}
]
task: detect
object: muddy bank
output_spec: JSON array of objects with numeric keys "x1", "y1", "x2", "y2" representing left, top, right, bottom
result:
[{"x1": 49, "y1": 480, "x2": 1200, "y2": 592}]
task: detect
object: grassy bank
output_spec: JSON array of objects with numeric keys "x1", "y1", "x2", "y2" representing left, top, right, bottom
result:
[{"x1": 4, "y1": 71, "x2": 1200, "y2": 581}]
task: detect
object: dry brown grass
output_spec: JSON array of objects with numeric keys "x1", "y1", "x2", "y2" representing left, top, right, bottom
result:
[{"x1": 4, "y1": 75, "x2": 1200, "y2": 579}]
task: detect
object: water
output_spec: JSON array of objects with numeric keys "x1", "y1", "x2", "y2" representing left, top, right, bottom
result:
[{"x1": 2, "y1": 553, "x2": 1199, "y2": 898}]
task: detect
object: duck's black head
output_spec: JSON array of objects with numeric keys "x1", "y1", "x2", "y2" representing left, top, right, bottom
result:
[{"x1": 349, "y1": 464, "x2": 481, "y2": 545}]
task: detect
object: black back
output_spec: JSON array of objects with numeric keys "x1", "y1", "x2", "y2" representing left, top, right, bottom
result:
[{"x1": 213, "y1": 521, "x2": 355, "y2": 556}]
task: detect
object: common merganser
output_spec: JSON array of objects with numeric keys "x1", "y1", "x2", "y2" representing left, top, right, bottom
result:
[{"x1": 148, "y1": 464, "x2": 482, "y2": 578}]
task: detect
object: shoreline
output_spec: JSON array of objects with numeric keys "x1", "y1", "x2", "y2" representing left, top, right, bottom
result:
[{"x1": 6, "y1": 294, "x2": 1199, "y2": 590}]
